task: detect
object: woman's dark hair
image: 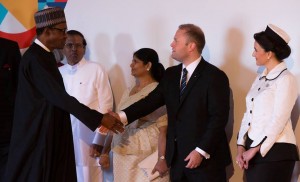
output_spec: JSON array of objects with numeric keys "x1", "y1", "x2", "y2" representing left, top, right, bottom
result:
[
  {"x1": 133, "y1": 48, "x2": 165, "y2": 82},
  {"x1": 254, "y1": 31, "x2": 291, "y2": 60}
]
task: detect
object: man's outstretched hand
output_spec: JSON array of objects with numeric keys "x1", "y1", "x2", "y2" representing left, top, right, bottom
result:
[{"x1": 100, "y1": 113, "x2": 124, "y2": 133}]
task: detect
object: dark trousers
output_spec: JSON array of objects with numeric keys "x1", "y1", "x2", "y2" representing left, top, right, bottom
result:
[
  {"x1": 170, "y1": 145, "x2": 227, "y2": 182},
  {"x1": 170, "y1": 166, "x2": 226, "y2": 182},
  {"x1": 246, "y1": 160, "x2": 295, "y2": 182},
  {"x1": 0, "y1": 143, "x2": 9, "y2": 182}
]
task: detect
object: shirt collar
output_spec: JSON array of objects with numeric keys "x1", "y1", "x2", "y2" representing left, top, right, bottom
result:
[
  {"x1": 182, "y1": 56, "x2": 201, "y2": 75},
  {"x1": 260, "y1": 62, "x2": 287, "y2": 80},
  {"x1": 66, "y1": 57, "x2": 86, "y2": 73},
  {"x1": 34, "y1": 39, "x2": 51, "y2": 52}
]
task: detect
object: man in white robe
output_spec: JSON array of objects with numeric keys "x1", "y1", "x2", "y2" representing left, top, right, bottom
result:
[{"x1": 59, "y1": 30, "x2": 113, "y2": 182}]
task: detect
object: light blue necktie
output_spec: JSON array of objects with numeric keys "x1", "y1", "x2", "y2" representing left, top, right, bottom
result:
[{"x1": 180, "y1": 68, "x2": 188, "y2": 97}]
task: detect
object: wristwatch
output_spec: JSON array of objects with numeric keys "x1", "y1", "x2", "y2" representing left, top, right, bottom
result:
[{"x1": 159, "y1": 155, "x2": 165, "y2": 160}]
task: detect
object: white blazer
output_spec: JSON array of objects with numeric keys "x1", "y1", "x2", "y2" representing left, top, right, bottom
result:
[{"x1": 237, "y1": 62, "x2": 298, "y2": 157}]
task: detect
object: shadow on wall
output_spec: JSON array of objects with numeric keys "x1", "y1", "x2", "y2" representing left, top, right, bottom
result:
[
  {"x1": 93, "y1": 33, "x2": 123, "y2": 109},
  {"x1": 202, "y1": 44, "x2": 211, "y2": 63},
  {"x1": 291, "y1": 95, "x2": 300, "y2": 182},
  {"x1": 109, "y1": 65, "x2": 126, "y2": 111},
  {"x1": 83, "y1": 37, "x2": 91, "y2": 61},
  {"x1": 220, "y1": 27, "x2": 257, "y2": 181},
  {"x1": 111, "y1": 33, "x2": 135, "y2": 106},
  {"x1": 221, "y1": 26, "x2": 257, "y2": 128},
  {"x1": 93, "y1": 34, "x2": 111, "y2": 67}
]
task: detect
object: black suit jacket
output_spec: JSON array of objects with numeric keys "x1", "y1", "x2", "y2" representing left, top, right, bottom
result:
[
  {"x1": 0, "y1": 38, "x2": 21, "y2": 182},
  {"x1": 124, "y1": 58, "x2": 231, "y2": 171},
  {"x1": 0, "y1": 38, "x2": 21, "y2": 144}
]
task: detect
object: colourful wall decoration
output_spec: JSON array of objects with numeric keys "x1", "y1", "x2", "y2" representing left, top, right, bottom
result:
[{"x1": 0, "y1": 0, "x2": 68, "y2": 49}]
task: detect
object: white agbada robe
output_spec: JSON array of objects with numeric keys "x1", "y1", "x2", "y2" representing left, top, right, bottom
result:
[{"x1": 59, "y1": 58, "x2": 113, "y2": 182}]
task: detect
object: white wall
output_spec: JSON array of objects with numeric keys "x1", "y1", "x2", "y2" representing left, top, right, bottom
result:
[{"x1": 65, "y1": 0, "x2": 300, "y2": 181}]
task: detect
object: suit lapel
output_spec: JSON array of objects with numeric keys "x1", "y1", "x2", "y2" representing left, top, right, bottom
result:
[
  {"x1": 171, "y1": 64, "x2": 182, "y2": 104},
  {"x1": 178, "y1": 58, "x2": 207, "y2": 106}
]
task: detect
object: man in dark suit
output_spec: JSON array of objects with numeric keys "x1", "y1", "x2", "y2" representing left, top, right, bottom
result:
[
  {"x1": 0, "y1": 37, "x2": 21, "y2": 182},
  {"x1": 116, "y1": 24, "x2": 232, "y2": 181}
]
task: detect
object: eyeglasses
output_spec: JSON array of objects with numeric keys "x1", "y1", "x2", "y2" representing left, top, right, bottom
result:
[
  {"x1": 65, "y1": 43, "x2": 85, "y2": 49},
  {"x1": 49, "y1": 27, "x2": 68, "y2": 34}
]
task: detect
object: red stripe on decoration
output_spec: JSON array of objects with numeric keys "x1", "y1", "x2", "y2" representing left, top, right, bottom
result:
[{"x1": 0, "y1": 27, "x2": 36, "y2": 49}]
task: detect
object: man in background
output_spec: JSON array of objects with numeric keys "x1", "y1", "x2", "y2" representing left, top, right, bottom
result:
[
  {"x1": 59, "y1": 30, "x2": 113, "y2": 182},
  {"x1": 0, "y1": 37, "x2": 21, "y2": 182}
]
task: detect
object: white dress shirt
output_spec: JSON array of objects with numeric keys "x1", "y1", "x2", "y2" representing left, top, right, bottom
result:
[{"x1": 237, "y1": 62, "x2": 298, "y2": 157}]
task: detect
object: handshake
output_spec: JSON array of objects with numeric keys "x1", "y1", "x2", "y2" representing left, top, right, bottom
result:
[{"x1": 100, "y1": 111, "x2": 125, "y2": 134}]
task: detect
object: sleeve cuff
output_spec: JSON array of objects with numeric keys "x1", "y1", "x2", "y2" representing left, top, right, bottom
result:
[
  {"x1": 237, "y1": 137, "x2": 246, "y2": 146},
  {"x1": 195, "y1": 147, "x2": 210, "y2": 159},
  {"x1": 92, "y1": 131, "x2": 107, "y2": 145},
  {"x1": 118, "y1": 111, "x2": 128, "y2": 125},
  {"x1": 250, "y1": 136, "x2": 267, "y2": 148}
]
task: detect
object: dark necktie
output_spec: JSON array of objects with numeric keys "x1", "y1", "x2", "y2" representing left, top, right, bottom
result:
[{"x1": 180, "y1": 68, "x2": 188, "y2": 96}]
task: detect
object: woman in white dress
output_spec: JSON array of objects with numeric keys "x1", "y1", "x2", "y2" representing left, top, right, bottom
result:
[{"x1": 111, "y1": 48, "x2": 169, "y2": 182}]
